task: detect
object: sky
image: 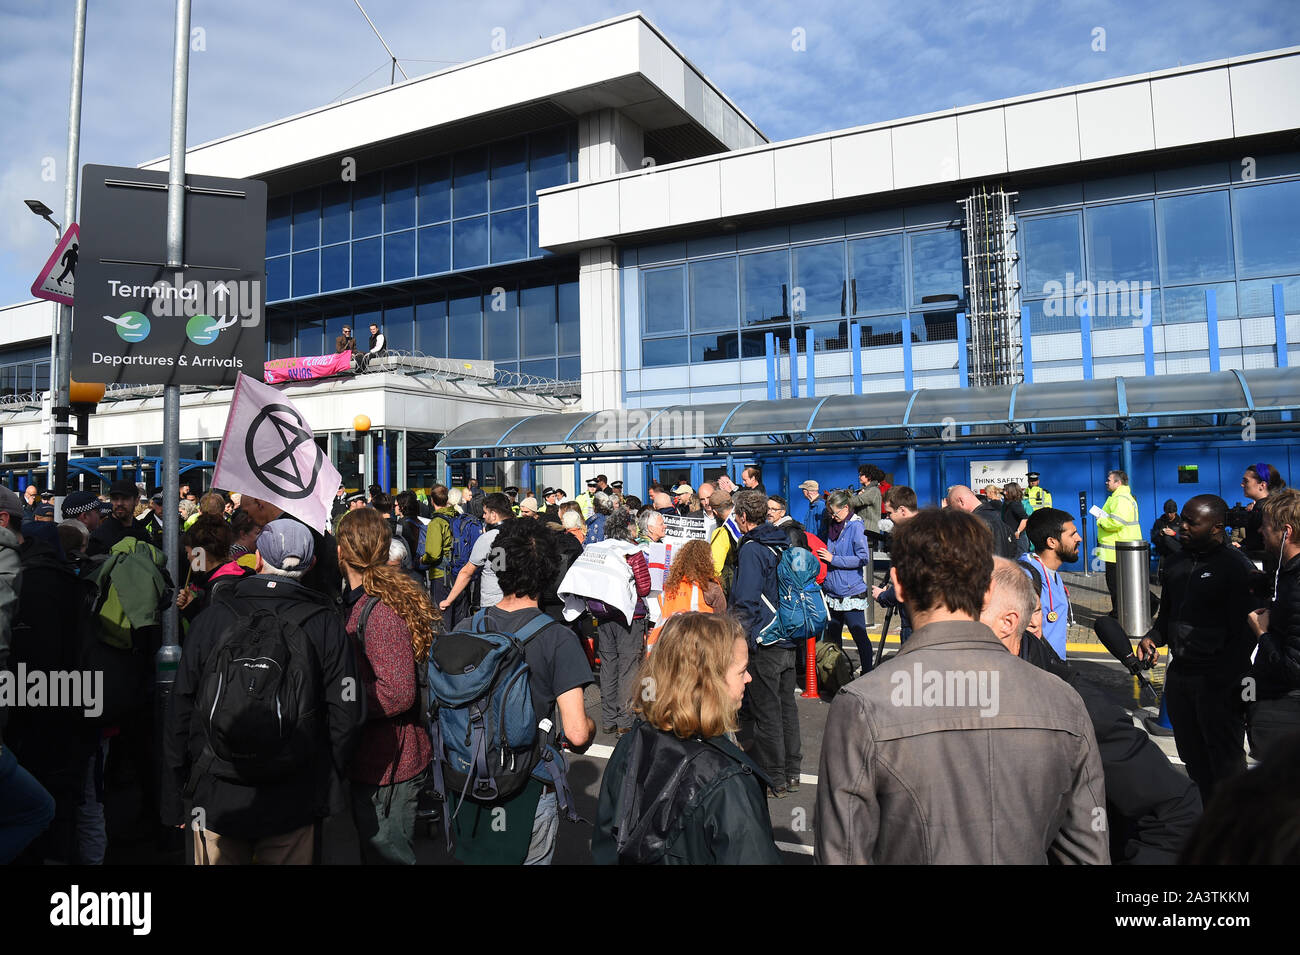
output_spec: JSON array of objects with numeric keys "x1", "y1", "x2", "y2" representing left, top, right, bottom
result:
[{"x1": 1, "y1": 0, "x2": 1297, "y2": 306}]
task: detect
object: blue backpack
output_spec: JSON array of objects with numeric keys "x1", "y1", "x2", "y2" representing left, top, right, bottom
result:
[
  {"x1": 447, "y1": 514, "x2": 484, "y2": 577},
  {"x1": 427, "y1": 609, "x2": 578, "y2": 824},
  {"x1": 758, "y1": 547, "x2": 829, "y2": 646}
]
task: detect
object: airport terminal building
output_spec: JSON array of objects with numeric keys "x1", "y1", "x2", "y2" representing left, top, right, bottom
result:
[{"x1": 2, "y1": 12, "x2": 1298, "y2": 529}]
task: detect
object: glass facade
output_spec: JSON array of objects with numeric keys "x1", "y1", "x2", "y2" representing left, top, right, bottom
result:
[
  {"x1": 266, "y1": 125, "x2": 578, "y2": 302},
  {"x1": 0, "y1": 344, "x2": 51, "y2": 398}
]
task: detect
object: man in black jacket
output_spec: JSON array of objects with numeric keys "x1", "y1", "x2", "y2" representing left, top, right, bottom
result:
[
  {"x1": 947, "y1": 485, "x2": 1017, "y2": 558},
  {"x1": 240, "y1": 493, "x2": 343, "y2": 610},
  {"x1": 983, "y1": 558, "x2": 1202, "y2": 864},
  {"x1": 1245, "y1": 488, "x2": 1300, "y2": 759},
  {"x1": 163, "y1": 520, "x2": 362, "y2": 864},
  {"x1": 1138, "y1": 494, "x2": 1263, "y2": 804},
  {"x1": 88, "y1": 479, "x2": 151, "y2": 557}
]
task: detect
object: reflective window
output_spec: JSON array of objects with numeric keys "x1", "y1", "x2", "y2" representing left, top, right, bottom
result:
[
  {"x1": 384, "y1": 303, "x2": 413, "y2": 352},
  {"x1": 691, "y1": 333, "x2": 739, "y2": 362},
  {"x1": 1159, "y1": 191, "x2": 1233, "y2": 284},
  {"x1": 453, "y1": 148, "x2": 488, "y2": 218},
  {"x1": 490, "y1": 209, "x2": 528, "y2": 263},
  {"x1": 643, "y1": 337, "x2": 687, "y2": 367},
  {"x1": 292, "y1": 189, "x2": 319, "y2": 252},
  {"x1": 418, "y1": 224, "x2": 450, "y2": 275},
  {"x1": 1163, "y1": 284, "x2": 1234, "y2": 325},
  {"x1": 1089, "y1": 284, "x2": 1157, "y2": 330},
  {"x1": 419, "y1": 157, "x2": 451, "y2": 224},
  {"x1": 910, "y1": 229, "x2": 963, "y2": 306},
  {"x1": 558, "y1": 280, "x2": 580, "y2": 354},
  {"x1": 1234, "y1": 179, "x2": 1300, "y2": 277},
  {"x1": 520, "y1": 283, "x2": 557, "y2": 359},
  {"x1": 520, "y1": 358, "x2": 557, "y2": 379},
  {"x1": 794, "y1": 321, "x2": 851, "y2": 352},
  {"x1": 491, "y1": 138, "x2": 528, "y2": 210},
  {"x1": 352, "y1": 237, "x2": 381, "y2": 286},
  {"x1": 384, "y1": 230, "x2": 415, "y2": 281},
  {"x1": 448, "y1": 291, "x2": 481, "y2": 360},
  {"x1": 296, "y1": 314, "x2": 323, "y2": 356},
  {"x1": 530, "y1": 127, "x2": 569, "y2": 198},
  {"x1": 912, "y1": 309, "x2": 958, "y2": 343},
  {"x1": 453, "y1": 216, "x2": 488, "y2": 269},
  {"x1": 741, "y1": 326, "x2": 791, "y2": 357},
  {"x1": 291, "y1": 250, "x2": 318, "y2": 297},
  {"x1": 557, "y1": 356, "x2": 581, "y2": 381},
  {"x1": 268, "y1": 318, "x2": 294, "y2": 360},
  {"x1": 266, "y1": 255, "x2": 290, "y2": 302},
  {"x1": 1021, "y1": 213, "x2": 1082, "y2": 296},
  {"x1": 352, "y1": 174, "x2": 382, "y2": 238},
  {"x1": 792, "y1": 242, "x2": 844, "y2": 323},
  {"x1": 1086, "y1": 200, "x2": 1155, "y2": 283},
  {"x1": 1024, "y1": 296, "x2": 1081, "y2": 336},
  {"x1": 849, "y1": 234, "x2": 905, "y2": 314},
  {"x1": 354, "y1": 308, "x2": 382, "y2": 348},
  {"x1": 529, "y1": 205, "x2": 543, "y2": 258},
  {"x1": 384, "y1": 165, "x2": 416, "y2": 233},
  {"x1": 320, "y1": 244, "x2": 349, "y2": 291},
  {"x1": 266, "y1": 196, "x2": 291, "y2": 256},
  {"x1": 321, "y1": 182, "x2": 351, "y2": 245},
  {"x1": 323, "y1": 309, "x2": 350, "y2": 352},
  {"x1": 859, "y1": 314, "x2": 905, "y2": 348},
  {"x1": 415, "y1": 296, "x2": 446, "y2": 357},
  {"x1": 643, "y1": 267, "x2": 686, "y2": 334},
  {"x1": 1239, "y1": 276, "x2": 1300, "y2": 318},
  {"x1": 740, "y1": 249, "x2": 789, "y2": 328},
  {"x1": 483, "y1": 287, "x2": 517, "y2": 361},
  {"x1": 689, "y1": 257, "x2": 738, "y2": 331}
]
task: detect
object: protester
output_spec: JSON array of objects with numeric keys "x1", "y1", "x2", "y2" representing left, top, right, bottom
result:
[
  {"x1": 337, "y1": 508, "x2": 437, "y2": 865},
  {"x1": 584, "y1": 491, "x2": 613, "y2": 545},
  {"x1": 592, "y1": 612, "x2": 780, "y2": 864},
  {"x1": 335, "y1": 323, "x2": 355, "y2": 355},
  {"x1": 439, "y1": 492, "x2": 511, "y2": 617},
  {"x1": 766, "y1": 495, "x2": 807, "y2": 549},
  {"x1": 88, "y1": 479, "x2": 149, "y2": 557},
  {"x1": 1096, "y1": 469, "x2": 1141, "y2": 616},
  {"x1": 591, "y1": 508, "x2": 652, "y2": 735},
  {"x1": 649, "y1": 538, "x2": 726, "y2": 649},
  {"x1": 636, "y1": 508, "x2": 667, "y2": 545},
  {"x1": 422, "y1": 485, "x2": 456, "y2": 606},
  {"x1": 356, "y1": 322, "x2": 387, "y2": 373},
  {"x1": 798, "y1": 479, "x2": 828, "y2": 539},
  {"x1": 850, "y1": 464, "x2": 883, "y2": 534},
  {"x1": 946, "y1": 484, "x2": 1017, "y2": 558},
  {"x1": 1019, "y1": 507, "x2": 1081, "y2": 660},
  {"x1": 1244, "y1": 488, "x2": 1300, "y2": 759},
  {"x1": 816, "y1": 490, "x2": 875, "y2": 674},
  {"x1": 1150, "y1": 498, "x2": 1184, "y2": 569},
  {"x1": 560, "y1": 508, "x2": 586, "y2": 544},
  {"x1": 815, "y1": 507, "x2": 1108, "y2": 864},
  {"x1": 1228, "y1": 463, "x2": 1286, "y2": 562},
  {"x1": 240, "y1": 493, "x2": 343, "y2": 607},
  {"x1": 872, "y1": 485, "x2": 918, "y2": 644},
  {"x1": 1001, "y1": 483, "x2": 1030, "y2": 554}
]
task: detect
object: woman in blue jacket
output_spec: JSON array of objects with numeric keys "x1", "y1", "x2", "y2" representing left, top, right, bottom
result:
[{"x1": 814, "y1": 490, "x2": 875, "y2": 675}]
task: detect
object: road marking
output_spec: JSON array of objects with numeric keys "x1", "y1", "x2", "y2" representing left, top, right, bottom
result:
[{"x1": 777, "y1": 841, "x2": 814, "y2": 856}]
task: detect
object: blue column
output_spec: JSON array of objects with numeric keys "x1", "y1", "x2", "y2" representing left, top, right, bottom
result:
[
  {"x1": 521, "y1": 461, "x2": 532, "y2": 496},
  {"x1": 1079, "y1": 298, "x2": 1094, "y2": 380},
  {"x1": 572, "y1": 458, "x2": 581, "y2": 496},
  {"x1": 790, "y1": 338, "x2": 799, "y2": 398},
  {"x1": 781, "y1": 455, "x2": 790, "y2": 504},
  {"x1": 851, "y1": 322, "x2": 863, "y2": 394},
  {"x1": 804, "y1": 327, "x2": 815, "y2": 397},
  {"x1": 956, "y1": 311, "x2": 968, "y2": 386},
  {"x1": 1141, "y1": 291, "x2": 1155, "y2": 378},
  {"x1": 377, "y1": 433, "x2": 389, "y2": 490},
  {"x1": 1020, "y1": 306, "x2": 1034, "y2": 383},
  {"x1": 906, "y1": 446, "x2": 916, "y2": 488},
  {"x1": 1274, "y1": 283, "x2": 1288, "y2": 368},
  {"x1": 1121, "y1": 438, "x2": 1133, "y2": 485},
  {"x1": 765, "y1": 332, "x2": 777, "y2": 400},
  {"x1": 901, "y1": 316, "x2": 914, "y2": 390},
  {"x1": 1205, "y1": 287, "x2": 1220, "y2": 372}
]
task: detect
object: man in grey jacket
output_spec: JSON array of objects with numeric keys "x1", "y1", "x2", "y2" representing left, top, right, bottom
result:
[{"x1": 816, "y1": 507, "x2": 1109, "y2": 864}]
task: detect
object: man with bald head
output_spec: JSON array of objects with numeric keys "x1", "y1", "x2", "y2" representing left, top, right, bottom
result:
[{"x1": 947, "y1": 485, "x2": 1017, "y2": 558}]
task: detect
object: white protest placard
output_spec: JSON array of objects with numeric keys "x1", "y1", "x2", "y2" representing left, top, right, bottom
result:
[{"x1": 662, "y1": 513, "x2": 707, "y2": 540}]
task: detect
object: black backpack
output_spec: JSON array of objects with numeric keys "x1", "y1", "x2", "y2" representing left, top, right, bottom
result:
[{"x1": 192, "y1": 591, "x2": 325, "y2": 784}]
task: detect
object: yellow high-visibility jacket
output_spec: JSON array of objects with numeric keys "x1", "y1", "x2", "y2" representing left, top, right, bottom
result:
[
  {"x1": 1025, "y1": 485, "x2": 1053, "y2": 512},
  {"x1": 1096, "y1": 485, "x2": 1141, "y2": 562}
]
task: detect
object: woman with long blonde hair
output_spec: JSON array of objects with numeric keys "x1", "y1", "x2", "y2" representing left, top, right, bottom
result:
[
  {"x1": 336, "y1": 507, "x2": 441, "y2": 865},
  {"x1": 592, "y1": 612, "x2": 780, "y2": 865}
]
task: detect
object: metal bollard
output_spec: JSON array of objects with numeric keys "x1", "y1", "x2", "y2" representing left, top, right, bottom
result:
[{"x1": 1115, "y1": 539, "x2": 1152, "y2": 638}]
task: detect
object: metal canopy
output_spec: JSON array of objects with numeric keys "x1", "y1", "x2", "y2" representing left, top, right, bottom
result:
[{"x1": 435, "y1": 366, "x2": 1300, "y2": 455}]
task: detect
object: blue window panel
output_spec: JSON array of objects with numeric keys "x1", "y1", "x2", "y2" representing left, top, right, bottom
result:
[
  {"x1": 384, "y1": 303, "x2": 414, "y2": 353},
  {"x1": 1089, "y1": 287, "x2": 1160, "y2": 330},
  {"x1": 642, "y1": 266, "x2": 686, "y2": 334},
  {"x1": 354, "y1": 307, "x2": 382, "y2": 346},
  {"x1": 296, "y1": 314, "x2": 324, "y2": 356},
  {"x1": 529, "y1": 204, "x2": 545, "y2": 258},
  {"x1": 848, "y1": 233, "x2": 905, "y2": 314},
  {"x1": 792, "y1": 241, "x2": 845, "y2": 322},
  {"x1": 490, "y1": 209, "x2": 528, "y2": 263},
  {"x1": 1234, "y1": 180, "x2": 1300, "y2": 278},
  {"x1": 741, "y1": 249, "x2": 790, "y2": 329},
  {"x1": 320, "y1": 244, "x2": 350, "y2": 291},
  {"x1": 1024, "y1": 296, "x2": 1081, "y2": 336},
  {"x1": 352, "y1": 237, "x2": 382, "y2": 286},
  {"x1": 558, "y1": 280, "x2": 580, "y2": 354},
  {"x1": 529, "y1": 127, "x2": 569, "y2": 199},
  {"x1": 384, "y1": 230, "x2": 416, "y2": 281},
  {"x1": 557, "y1": 356, "x2": 581, "y2": 381},
  {"x1": 520, "y1": 358, "x2": 557, "y2": 379},
  {"x1": 323, "y1": 309, "x2": 351, "y2": 351},
  {"x1": 911, "y1": 310, "x2": 959, "y2": 343},
  {"x1": 491, "y1": 137, "x2": 528, "y2": 210},
  {"x1": 384, "y1": 164, "x2": 416, "y2": 233},
  {"x1": 1159, "y1": 191, "x2": 1234, "y2": 284},
  {"x1": 741, "y1": 326, "x2": 791, "y2": 357},
  {"x1": 291, "y1": 250, "x2": 319, "y2": 297},
  {"x1": 1239, "y1": 276, "x2": 1300, "y2": 318},
  {"x1": 520, "y1": 282, "x2": 557, "y2": 359},
  {"x1": 909, "y1": 229, "x2": 963, "y2": 306},
  {"x1": 1020, "y1": 213, "x2": 1083, "y2": 296},
  {"x1": 268, "y1": 318, "x2": 295, "y2": 360},
  {"x1": 691, "y1": 333, "x2": 739, "y2": 362},
  {"x1": 484, "y1": 287, "x2": 518, "y2": 361},
  {"x1": 321, "y1": 181, "x2": 350, "y2": 245},
  {"x1": 858, "y1": 313, "x2": 905, "y2": 348},
  {"x1": 453, "y1": 216, "x2": 489, "y2": 270},
  {"x1": 448, "y1": 291, "x2": 481, "y2": 360},
  {"x1": 643, "y1": 337, "x2": 688, "y2": 367},
  {"x1": 266, "y1": 195, "x2": 291, "y2": 256},
  {"x1": 352, "y1": 173, "x2": 382, "y2": 238},
  {"x1": 689, "y1": 257, "x2": 738, "y2": 331},
  {"x1": 292, "y1": 189, "x2": 320, "y2": 251},
  {"x1": 1086, "y1": 200, "x2": 1156, "y2": 284},
  {"x1": 453, "y1": 148, "x2": 488, "y2": 218},
  {"x1": 419, "y1": 156, "x2": 451, "y2": 224},
  {"x1": 794, "y1": 320, "x2": 851, "y2": 352},
  {"x1": 415, "y1": 296, "x2": 446, "y2": 357},
  {"x1": 418, "y1": 224, "x2": 450, "y2": 276},
  {"x1": 266, "y1": 255, "x2": 290, "y2": 302},
  {"x1": 1162, "y1": 285, "x2": 1231, "y2": 325}
]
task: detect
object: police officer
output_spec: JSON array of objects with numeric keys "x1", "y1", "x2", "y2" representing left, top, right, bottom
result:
[
  {"x1": 1095, "y1": 469, "x2": 1141, "y2": 617},
  {"x1": 1025, "y1": 472, "x2": 1052, "y2": 512},
  {"x1": 574, "y1": 478, "x2": 598, "y2": 521}
]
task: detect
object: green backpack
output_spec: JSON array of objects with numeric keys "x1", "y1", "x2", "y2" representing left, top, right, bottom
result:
[{"x1": 86, "y1": 536, "x2": 170, "y2": 648}]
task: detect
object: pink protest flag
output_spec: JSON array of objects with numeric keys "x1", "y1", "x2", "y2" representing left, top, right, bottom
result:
[{"x1": 213, "y1": 373, "x2": 341, "y2": 532}]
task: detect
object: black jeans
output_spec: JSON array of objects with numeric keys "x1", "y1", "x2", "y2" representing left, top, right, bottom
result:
[
  {"x1": 1164, "y1": 661, "x2": 1247, "y2": 805},
  {"x1": 1104, "y1": 560, "x2": 1119, "y2": 615},
  {"x1": 825, "y1": 606, "x2": 874, "y2": 674},
  {"x1": 747, "y1": 644, "x2": 801, "y2": 789}
]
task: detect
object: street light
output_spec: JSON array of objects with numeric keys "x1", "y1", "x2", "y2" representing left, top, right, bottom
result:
[{"x1": 24, "y1": 199, "x2": 61, "y2": 233}]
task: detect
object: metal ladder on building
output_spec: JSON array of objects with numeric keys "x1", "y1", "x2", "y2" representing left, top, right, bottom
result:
[{"x1": 960, "y1": 185, "x2": 1023, "y2": 387}]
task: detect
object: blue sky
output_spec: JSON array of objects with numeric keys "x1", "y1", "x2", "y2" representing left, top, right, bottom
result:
[{"x1": 1, "y1": 0, "x2": 1297, "y2": 306}]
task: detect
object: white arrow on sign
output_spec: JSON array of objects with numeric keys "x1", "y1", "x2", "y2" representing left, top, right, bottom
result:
[{"x1": 31, "y1": 223, "x2": 80, "y2": 306}]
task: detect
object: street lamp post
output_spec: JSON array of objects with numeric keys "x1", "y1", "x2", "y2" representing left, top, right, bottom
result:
[{"x1": 24, "y1": 198, "x2": 63, "y2": 489}]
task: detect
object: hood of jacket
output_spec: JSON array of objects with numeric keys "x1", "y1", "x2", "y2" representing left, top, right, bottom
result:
[{"x1": 741, "y1": 521, "x2": 790, "y2": 549}]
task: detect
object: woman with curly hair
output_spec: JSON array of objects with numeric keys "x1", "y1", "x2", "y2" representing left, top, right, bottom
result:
[
  {"x1": 649, "y1": 538, "x2": 725, "y2": 648},
  {"x1": 592, "y1": 612, "x2": 780, "y2": 864},
  {"x1": 336, "y1": 507, "x2": 441, "y2": 865}
]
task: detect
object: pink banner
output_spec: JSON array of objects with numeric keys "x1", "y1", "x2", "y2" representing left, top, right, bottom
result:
[{"x1": 263, "y1": 351, "x2": 353, "y2": 384}]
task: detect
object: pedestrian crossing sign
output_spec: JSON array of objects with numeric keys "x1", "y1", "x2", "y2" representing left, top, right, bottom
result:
[{"x1": 31, "y1": 222, "x2": 79, "y2": 306}]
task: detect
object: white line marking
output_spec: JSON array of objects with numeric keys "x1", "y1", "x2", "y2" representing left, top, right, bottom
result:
[
  {"x1": 576, "y1": 743, "x2": 820, "y2": 785},
  {"x1": 777, "y1": 841, "x2": 814, "y2": 856}
]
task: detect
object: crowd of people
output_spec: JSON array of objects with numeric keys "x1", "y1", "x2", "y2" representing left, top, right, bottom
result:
[{"x1": 1, "y1": 456, "x2": 1297, "y2": 866}]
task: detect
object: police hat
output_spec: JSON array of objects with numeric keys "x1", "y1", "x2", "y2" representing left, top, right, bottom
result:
[
  {"x1": 1027, "y1": 472, "x2": 1040, "y2": 481},
  {"x1": 62, "y1": 490, "x2": 101, "y2": 516}
]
